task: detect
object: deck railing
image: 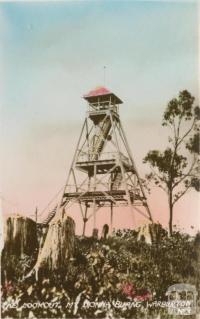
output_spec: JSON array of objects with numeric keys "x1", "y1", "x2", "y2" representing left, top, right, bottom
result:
[{"x1": 76, "y1": 151, "x2": 130, "y2": 165}]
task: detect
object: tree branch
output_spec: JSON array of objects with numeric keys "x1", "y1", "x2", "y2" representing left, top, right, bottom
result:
[
  {"x1": 172, "y1": 183, "x2": 191, "y2": 205},
  {"x1": 169, "y1": 117, "x2": 195, "y2": 187},
  {"x1": 177, "y1": 118, "x2": 196, "y2": 147},
  {"x1": 172, "y1": 156, "x2": 197, "y2": 189},
  {"x1": 176, "y1": 114, "x2": 183, "y2": 140},
  {"x1": 146, "y1": 165, "x2": 168, "y2": 193},
  {"x1": 150, "y1": 167, "x2": 168, "y2": 192},
  {"x1": 169, "y1": 116, "x2": 183, "y2": 175},
  {"x1": 172, "y1": 118, "x2": 177, "y2": 143}
]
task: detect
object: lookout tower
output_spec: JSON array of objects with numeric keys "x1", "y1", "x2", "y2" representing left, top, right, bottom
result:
[{"x1": 43, "y1": 87, "x2": 153, "y2": 234}]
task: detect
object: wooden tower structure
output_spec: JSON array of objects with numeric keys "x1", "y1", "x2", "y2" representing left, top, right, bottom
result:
[{"x1": 53, "y1": 87, "x2": 153, "y2": 235}]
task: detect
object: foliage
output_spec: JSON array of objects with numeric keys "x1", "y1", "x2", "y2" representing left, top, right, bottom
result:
[
  {"x1": 1, "y1": 229, "x2": 200, "y2": 318},
  {"x1": 143, "y1": 90, "x2": 200, "y2": 235}
]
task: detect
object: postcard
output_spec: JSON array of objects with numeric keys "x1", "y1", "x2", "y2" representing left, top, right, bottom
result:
[{"x1": 1, "y1": 1, "x2": 199, "y2": 318}]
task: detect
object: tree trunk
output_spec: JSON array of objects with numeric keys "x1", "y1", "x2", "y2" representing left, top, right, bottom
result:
[{"x1": 168, "y1": 190, "x2": 173, "y2": 236}]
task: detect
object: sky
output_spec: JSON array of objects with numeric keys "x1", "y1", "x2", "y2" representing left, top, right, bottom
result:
[{"x1": 0, "y1": 0, "x2": 199, "y2": 235}]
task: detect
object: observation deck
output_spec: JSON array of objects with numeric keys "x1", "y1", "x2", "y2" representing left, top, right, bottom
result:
[
  {"x1": 76, "y1": 151, "x2": 134, "y2": 175},
  {"x1": 84, "y1": 86, "x2": 122, "y2": 124},
  {"x1": 62, "y1": 189, "x2": 144, "y2": 207}
]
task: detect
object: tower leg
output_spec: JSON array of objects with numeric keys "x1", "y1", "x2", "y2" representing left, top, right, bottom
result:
[
  {"x1": 93, "y1": 199, "x2": 96, "y2": 229},
  {"x1": 58, "y1": 119, "x2": 87, "y2": 212},
  {"x1": 118, "y1": 121, "x2": 153, "y2": 222},
  {"x1": 82, "y1": 205, "x2": 88, "y2": 236},
  {"x1": 110, "y1": 203, "x2": 113, "y2": 234},
  {"x1": 109, "y1": 110, "x2": 136, "y2": 227},
  {"x1": 93, "y1": 164, "x2": 97, "y2": 230}
]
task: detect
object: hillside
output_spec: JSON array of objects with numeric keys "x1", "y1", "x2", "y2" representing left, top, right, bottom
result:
[{"x1": 1, "y1": 217, "x2": 200, "y2": 318}]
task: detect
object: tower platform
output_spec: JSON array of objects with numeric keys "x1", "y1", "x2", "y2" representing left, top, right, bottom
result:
[
  {"x1": 76, "y1": 157, "x2": 134, "y2": 175},
  {"x1": 62, "y1": 189, "x2": 144, "y2": 207}
]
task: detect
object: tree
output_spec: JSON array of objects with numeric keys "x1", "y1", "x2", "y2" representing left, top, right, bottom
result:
[{"x1": 143, "y1": 90, "x2": 200, "y2": 235}]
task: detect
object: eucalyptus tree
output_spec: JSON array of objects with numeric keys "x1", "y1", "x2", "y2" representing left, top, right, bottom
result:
[{"x1": 144, "y1": 90, "x2": 199, "y2": 235}]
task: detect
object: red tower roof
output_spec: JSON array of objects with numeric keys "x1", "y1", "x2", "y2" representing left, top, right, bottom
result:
[{"x1": 83, "y1": 86, "x2": 123, "y2": 104}]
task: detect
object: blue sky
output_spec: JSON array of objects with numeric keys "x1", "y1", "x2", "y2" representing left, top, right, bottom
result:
[
  {"x1": 0, "y1": 0, "x2": 199, "y2": 233},
  {"x1": 2, "y1": 1, "x2": 198, "y2": 123}
]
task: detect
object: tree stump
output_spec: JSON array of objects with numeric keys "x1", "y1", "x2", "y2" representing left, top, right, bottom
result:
[
  {"x1": 31, "y1": 211, "x2": 75, "y2": 279},
  {"x1": 3, "y1": 214, "x2": 38, "y2": 257},
  {"x1": 2, "y1": 214, "x2": 38, "y2": 280},
  {"x1": 137, "y1": 223, "x2": 167, "y2": 244},
  {"x1": 101, "y1": 224, "x2": 109, "y2": 239}
]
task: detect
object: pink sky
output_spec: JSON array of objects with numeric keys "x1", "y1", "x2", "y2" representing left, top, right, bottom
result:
[{"x1": 2, "y1": 117, "x2": 199, "y2": 236}]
